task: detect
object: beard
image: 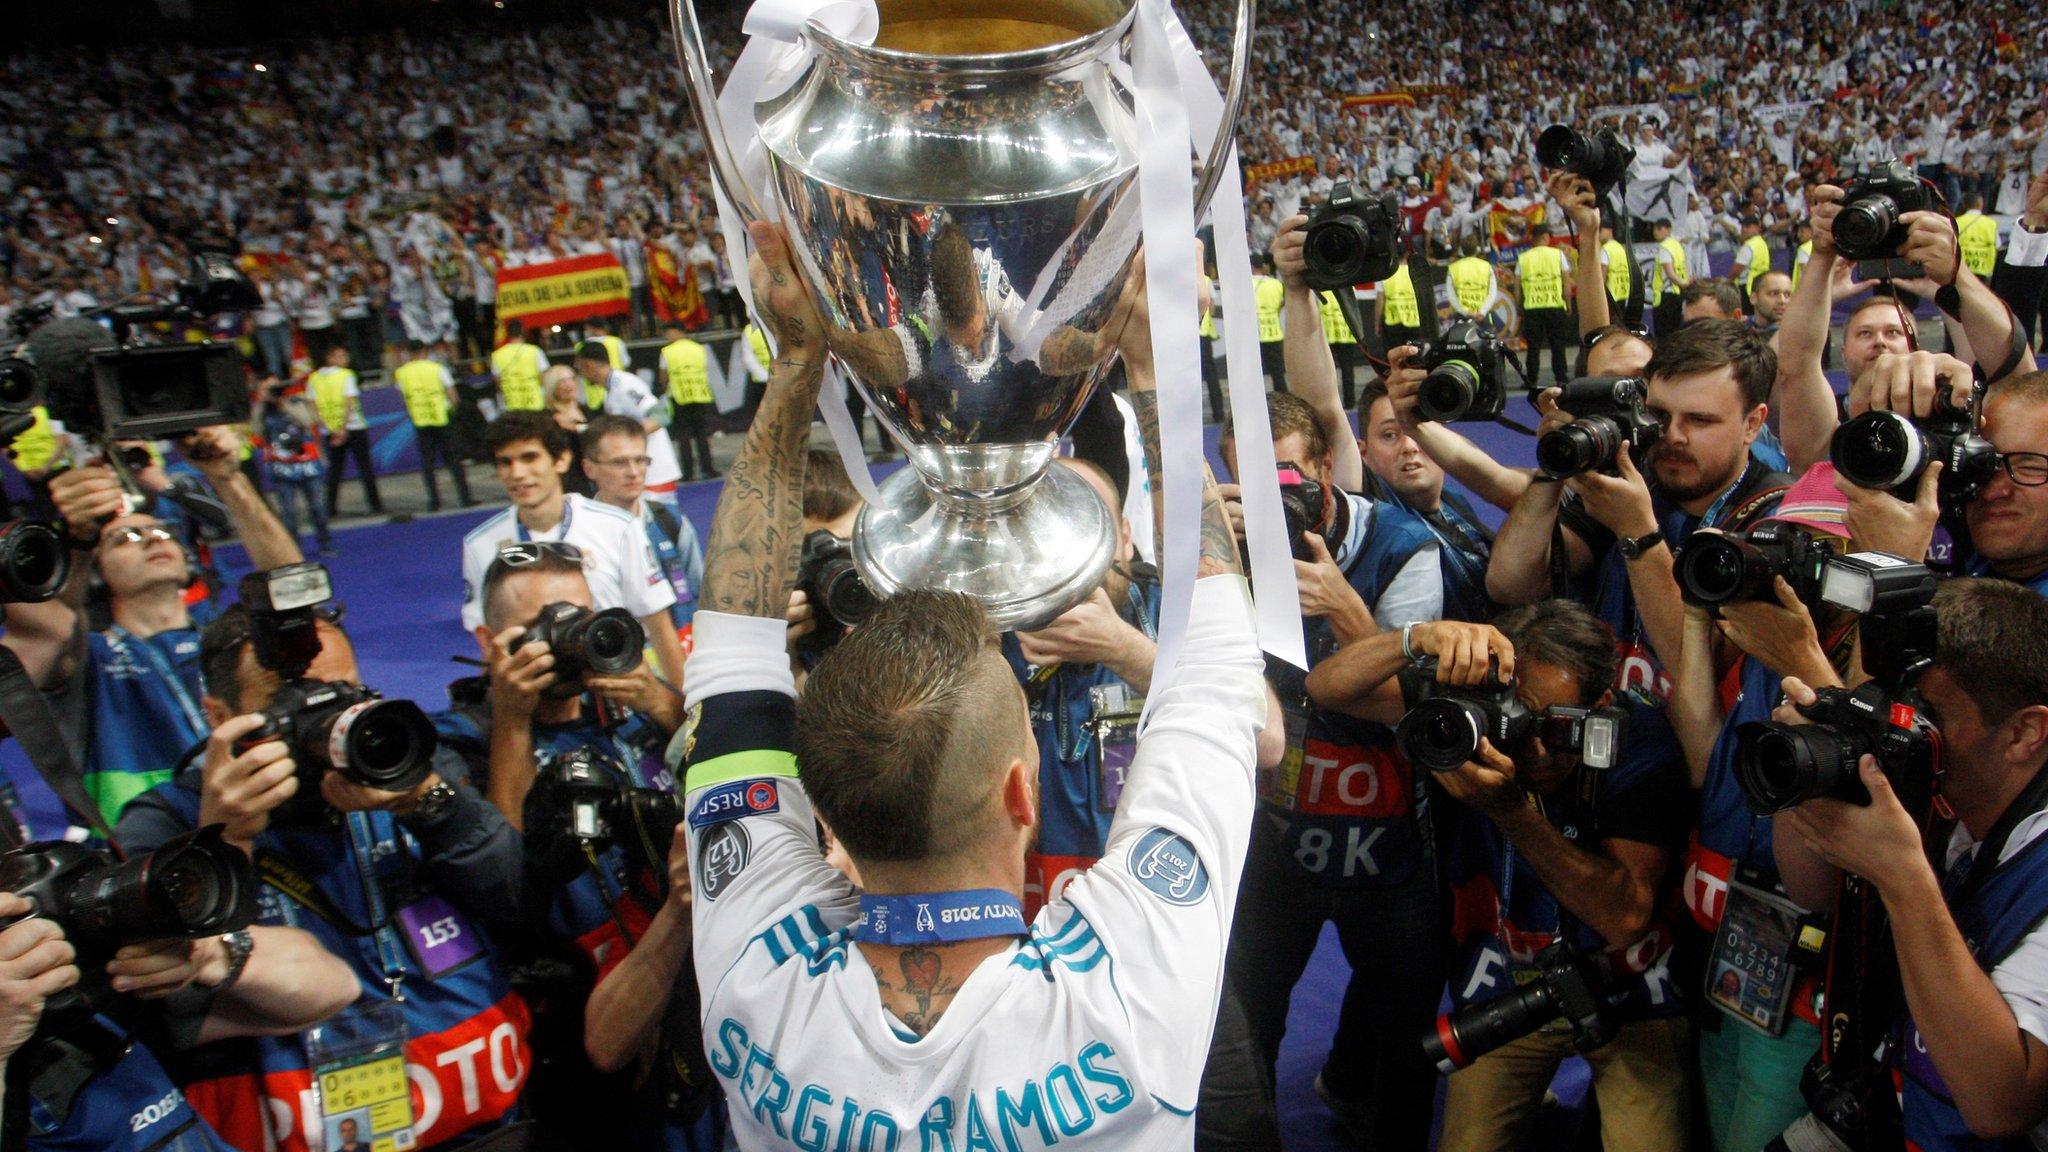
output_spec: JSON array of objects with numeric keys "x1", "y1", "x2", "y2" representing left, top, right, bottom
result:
[{"x1": 1650, "y1": 441, "x2": 1743, "y2": 504}]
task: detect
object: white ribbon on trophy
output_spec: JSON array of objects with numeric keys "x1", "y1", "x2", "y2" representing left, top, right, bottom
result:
[{"x1": 692, "y1": 0, "x2": 1307, "y2": 705}]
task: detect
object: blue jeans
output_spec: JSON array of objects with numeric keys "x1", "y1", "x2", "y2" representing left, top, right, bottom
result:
[{"x1": 270, "y1": 474, "x2": 330, "y2": 549}]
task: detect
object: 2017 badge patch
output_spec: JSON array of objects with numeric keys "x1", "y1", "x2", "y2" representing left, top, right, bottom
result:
[
  {"x1": 699, "y1": 821, "x2": 751, "y2": 901},
  {"x1": 1129, "y1": 828, "x2": 1209, "y2": 906}
]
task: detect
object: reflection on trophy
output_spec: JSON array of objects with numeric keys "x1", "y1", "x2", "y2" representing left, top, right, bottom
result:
[{"x1": 672, "y1": 0, "x2": 1250, "y2": 628}]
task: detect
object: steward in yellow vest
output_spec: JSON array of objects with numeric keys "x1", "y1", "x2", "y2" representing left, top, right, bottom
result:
[
  {"x1": 1601, "y1": 232, "x2": 1634, "y2": 305},
  {"x1": 1957, "y1": 205, "x2": 1999, "y2": 278},
  {"x1": 492, "y1": 319, "x2": 549, "y2": 411},
  {"x1": 394, "y1": 339, "x2": 473, "y2": 511},
  {"x1": 1736, "y1": 226, "x2": 1772, "y2": 299},
  {"x1": 1379, "y1": 263, "x2": 1422, "y2": 332},
  {"x1": 1516, "y1": 245, "x2": 1568, "y2": 311},
  {"x1": 1449, "y1": 253, "x2": 1497, "y2": 318}
]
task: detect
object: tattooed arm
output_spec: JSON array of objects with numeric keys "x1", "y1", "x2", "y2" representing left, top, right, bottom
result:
[
  {"x1": 1116, "y1": 252, "x2": 1242, "y2": 580},
  {"x1": 699, "y1": 222, "x2": 829, "y2": 619}
]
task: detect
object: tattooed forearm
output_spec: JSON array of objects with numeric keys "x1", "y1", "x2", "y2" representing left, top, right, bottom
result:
[
  {"x1": 701, "y1": 355, "x2": 827, "y2": 619},
  {"x1": 1124, "y1": 390, "x2": 1240, "y2": 577}
]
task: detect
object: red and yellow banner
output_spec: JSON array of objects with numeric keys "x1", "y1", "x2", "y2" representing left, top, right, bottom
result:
[
  {"x1": 648, "y1": 243, "x2": 710, "y2": 327},
  {"x1": 494, "y1": 253, "x2": 630, "y2": 331},
  {"x1": 1244, "y1": 155, "x2": 1316, "y2": 187}
]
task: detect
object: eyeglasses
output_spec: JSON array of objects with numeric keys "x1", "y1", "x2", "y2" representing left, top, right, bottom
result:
[
  {"x1": 1996, "y1": 452, "x2": 2048, "y2": 488},
  {"x1": 104, "y1": 525, "x2": 175, "y2": 548},
  {"x1": 593, "y1": 455, "x2": 652, "y2": 470},
  {"x1": 495, "y1": 541, "x2": 586, "y2": 566}
]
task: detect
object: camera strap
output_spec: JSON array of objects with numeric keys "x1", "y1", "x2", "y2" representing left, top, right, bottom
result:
[
  {"x1": 0, "y1": 645, "x2": 119, "y2": 850},
  {"x1": 1945, "y1": 761, "x2": 2048, "y2": 909},
  {"x1": 255, "y1": 847, "x2": 390, "y2": 939}
]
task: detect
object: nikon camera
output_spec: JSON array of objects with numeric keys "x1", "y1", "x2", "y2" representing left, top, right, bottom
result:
[
  {"x1": 1423, "y1": 941, "x2": 1620, "y2": 1074},
  {"x1": 795, "y1": 530, "x2": 880, "y2": 655},
  {"x1": 1536, "y1": 376, "x2": 1663, "y2": 480},
  {"x1": 1830, "y1": 399, "x2": 1999, "y2": 510},
  {"x1": 1396, "y1": 661, "x2": 1625, "y2": 774},
  {"x1": 1675, "y1": 526, "x2": 1942, "y2": 613},
  {"x1": 1410, "y1": 319, "x2": 1509, "y2": 423}
]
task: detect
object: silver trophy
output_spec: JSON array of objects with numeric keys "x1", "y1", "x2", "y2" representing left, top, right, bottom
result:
[{"x1": 671, "y1": 0, "x2": 1252, "y2": 628}]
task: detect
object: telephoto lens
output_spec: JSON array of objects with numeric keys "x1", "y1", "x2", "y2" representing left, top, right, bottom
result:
[
  {"x1": 246, "y1": 680, "x2": 440, "y2": 795},
  {"x1": 1674, "y1": 524, "x2": 1826, "y2": 608},
  {"x1": 0, "y1": 825, "x2": 256, "y2": 955},
  {"x1": 1830, "y1": 411, "x2": 1935, "y2": 492},
  {"x1": 0, "y1": 520, "x2": 71, "y2": 603},
  {"x1": 1422, "y1": 942, "x2": 1614, "y2": 1074},
  {"x1": 523, "y1": 601, "x2": 646, "y2": 679},
  {"x1": 1536, "y1": 418, "x2": 1624, "y2": 479},
  {"x1": 1733, "y1": 721, "x2": 1872, "y2": 815}
]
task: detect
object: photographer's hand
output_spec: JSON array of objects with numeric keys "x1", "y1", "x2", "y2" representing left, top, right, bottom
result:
[
  {"x1": 48, "y1": 462, "x2": 130, "y2": 543},
  {"x1": 200, "y1": 713, "x2": 300, "y2": 851},
  {"x1": 1413, "y1": 621, "x2": 1516, "y2": 686},
  {"x1": 1272, "y1": 213, "x2": 1310, "y2": 290},
  {"x1": 1545, "y1": 171, "x2": 1601, "y2": 236},
  {"x1": 586, "y1": 663, "x2": 686, "y2": 734},
  {"x1": 1436, "y1": 738, "x2": 1526, "y2": 820},
  {"x1": 1808, "y1": 184, "x2": 1845, "y2": 257},
  {"x1": 1716, "y1": 576, "x2": 1835, "y2": 688},
  {"x1": 486, "y1": 624, "x2": 554, "y2": 722},
  {"x1": 1016, "y1": 589, "x2": 1155, "y2": 692},
  {"x1": 1839, "y1": 459, "x2": 1941, "y2": 564},
  {"x1": 1778, "y1": 755, "x2": 1925, "y2": 894},
  {"x1": 1293, "y1": 533, "x2": 1373, "y2": 645},
  {"x1": 0, "y1": 895, "x2": 79, "y2": 1063},
  {"x1": 107, "y1": 936, "x2": 228, "y2": 999},
  {"x1": 180, "y1": 425, "x2": 246, "y2": 485},
  {"x1": 784, "y1": 589, "x2": 816, "y2": 655},
  {"x1": 1213, "y1": 483, "x2": 1248, "y2": 544},
  {"x1": 1565, "y1": 447, "x2": 1658, "y2": 540},
  {"x1": 1845, "y1": 350, "x2": 1973, "y2": 419},
  {"x1": 1897, "y1": 211, "x2": 1961, "y2": 286}
]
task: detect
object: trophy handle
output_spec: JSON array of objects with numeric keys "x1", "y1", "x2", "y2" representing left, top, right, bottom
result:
[
  {"x1": 668, "y1": 0, "x2": 766, "y2": 225},
  {"x1": 1190, "y1": 0, "x2": 1257, "y2": 220}
]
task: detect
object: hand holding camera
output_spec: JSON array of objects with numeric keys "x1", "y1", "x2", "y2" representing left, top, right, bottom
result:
[
  {"x1": 1713, "y1": 574, "x2": 1826, "y2": 686},
  {"x1": 201, "y1": 712, "x2": 302, "y2": 847},
  {"x1": 1432, "y1": 736, "x2": 1525, "y2": 819},
  {"x1": 1539, "y1": 377, "x2": 1663, "y2": 487},
  {"x1": 1015, "y1": 587, "x2": 1149, "y2": 672},
  {"x1": 1272, "y1": 213, "x2": 1312, "y2": 290},
  {"x1": 487, "y1": 623, "x2": 557, "y2": 722},
  {"x1": 1408, "y1": 621, "x2": 1518, "y2": 687},
  {"x1": 1836, "y1": 460, "x2": 1941, "y2": 563},
  {"x1": 0, "y1": 893, "x2": 78, "y2": 1064},
  {"x1": 106, "y1": 936, "x2": 229, "y2": 999},
  {"x1": 1845, "y1": 351, "x2": 1974, "y2": 421},
  {"x1": 49, "y1": 461, "x2": 133, "y2": 542},
  {"x1": 585, "y1": 662, "x2": 686, "y2": 734},
  {"x1": 1383, "y1": 345, "x2": 1428, "y2": 429},
  {"x1": 1543, "y1": 170, "x2": 1603, "y2": 235},
  {"x1": 1775, "y1": 745, "x2": 1922, "y2": 896},
  {"x1": 1565, "y1": 446, "x2": 1657, "y2": 541}
]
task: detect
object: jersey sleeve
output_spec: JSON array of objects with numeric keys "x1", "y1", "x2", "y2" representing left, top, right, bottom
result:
[
  {"x1": 675, "y1": 612, "x2": 856, "y2": 990},
  {"x1": 612, "y1": 514, "x2": 678, "y2": 620},
  {"x1": 1374, "y1": 541, "x2": 1444, "y2": 630},
  {"x1": 1057, "y1": 576, "x2": 1267, "y2": 1110}
]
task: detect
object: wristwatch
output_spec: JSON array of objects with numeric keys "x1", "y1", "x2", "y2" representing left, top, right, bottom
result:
[
  {"x1": 400, "y1": 778, "x2": 459, "y2": 827},
  {"x1": 213, "y1": 929, "x2": 254, "y2": 993},
  {"x1": 1618, "y1": 529, "x2": 1666, "y2": 560}
]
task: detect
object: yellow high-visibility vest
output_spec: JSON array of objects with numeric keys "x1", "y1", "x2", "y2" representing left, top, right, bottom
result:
[
  {"x1": 1253, "y1": 276, "x2": 1285, "y2": 343},
  {"x1": 595, "y1": 334, "x2": 627, "y2": 369},
  {"x1": 1517, "y1": 246, "x2": 1567, "y2": 311},
  {"x1": 1449, "y1": 256, "x2": 1495, "y2": 316},
  {"x1": 1740, "y1": 235, "x2": 1772, "y2": 297},
  {"x1": 661, "y1": 338, "x2": 713, "y2": 407},
  {"x1": 745, "y1": 324, "x2": 772, "y2": 368},
  {"x1": 1791, "y1": 240, "x2": 1814, "y2": 291},
  {"x1": 1380, "y1": 265, "x2": 1421, "y2": 328},
  {"x1": 8, "y1": 406, "x2": 55, "y2": 472},
  {"x1": 308, "y1": 366, "x2": 357, "y2": 432},
  {"x1": 1603, "y1": 239, "x2": 1634, "y2": 303},
  {"x1": 1957, "y1": 212, "x2": 1999, "y2": 278},
  {"x1": 1654, "y1": 237, "x2": 1688, "y2": 300},
  {"x1": 1319, "y1": 291, "x2": 1358, "y2": 345},
  {"x1": 395, "y1": 359, "x2": 452, "y2": 427},
  {"x1": 492, "y1": 341, "x2": 546, "y2": 411}
]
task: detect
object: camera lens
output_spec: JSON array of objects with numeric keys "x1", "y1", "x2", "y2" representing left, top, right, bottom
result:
[
  {"x1": 1676, "y1": 534, "x2": 1757, "y2": 606},
  {"x1": 1305, "y1": 218, "x2": 1367, "y2": 283},
  {"x1": 1830, "y1": 411, "x2": 1924, "y2": 491},
  {"x1": 61, "y1": 828, "x2": 254, "y2": 948},
  {"x1": 1398, "y1": 698, "x2": 1487, "y2": 773},
  {"x1": 0, "y1": 521, "x2": 69, "y2": 604},
  {"x1": 1736, "y1": 722, "x2": 1860, "y2": 814},
  {"x1": 578, "y1": 608, "x2": 646, "y2": 676},
  {"x1": 1418, "y1": 362, "x2": 1482, "y2": 423},
  {"x1": 1424, "y1": 977, "x2": 1560, "y2": 1074},
  {"x1": 1536, "y1": 126, "x2": 1586, "y2": 172},
  {"x1": 1537, "y1": 418, "x2": 1620, "y2": 479},
  {"x1": 1833, "y1": 195, "x2": 1899, "y2": 258},
  {"x1": 323, "y1": 698, "x2": 438, "y2": 793},
  {"x1": 820, "y1": 563, "x2": 879, "y2": 627}
]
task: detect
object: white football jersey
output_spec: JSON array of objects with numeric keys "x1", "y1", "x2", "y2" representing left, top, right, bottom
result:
[
  {"x1": 460, "y1": 493, "x2": 675, "y2": 630},
  {"x1": 677, "y1": 578, "x2": 1267, "y2": 1151}
]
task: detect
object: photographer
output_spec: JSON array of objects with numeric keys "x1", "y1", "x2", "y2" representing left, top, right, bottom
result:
[
  {"x1": 0, "y1": 888, "x2": 361, "y2": 1151},
  {"x1": 1667, "y1": 478, "x2": 1860, "y2": 1152},
  {"x1": 1215, "y1": 387, "x2": 1443, "y2": 1146},
  {"x1": 1487, "y1": 320, "x2": 1791, "y2": 705},
  {"x1": 111, "y1": 605, "x2": 531, "y2": 1151},
  {"x1": 460, "y1": 411, "x2": 686, "y2": 686},
  {"x1": 1769, "y1": 580, "x2": 2048, "y2": 1147},
  {"x1": 2, "y1": 423, "x2": 303, "y2": 826},
  {"x1": 1271, "y1": 213, "x2": 1366, "y2": 495},
  {"x1": 676, "y1": 221, "x2": 1267, "y2": 1146},
  {"x1": 1304, "y1": 601, "x2": 1692, "y2": 1152}
]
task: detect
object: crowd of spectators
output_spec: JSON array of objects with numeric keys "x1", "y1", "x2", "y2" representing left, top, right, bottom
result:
[{"x1": 4, "y1": 0, "x2": 2043, "y2": 381}]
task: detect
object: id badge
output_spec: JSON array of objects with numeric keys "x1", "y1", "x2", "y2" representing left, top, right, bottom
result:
[
  {"x1": 306, "y1": 1000, "x2": 417, "y2": 1152},
  {"x1": 1092, "y1": 699, "x2": 1142, "y2": 817},
  {"x1": 394, "y1": 895, "x2": 484, "y2": 978},
  {"x1": 1705, "y1": 876, "x2": 1804, "y2": 1036},
  {"x1": 1258, "y1": 699, "x2": 1310, "y2": 809}
]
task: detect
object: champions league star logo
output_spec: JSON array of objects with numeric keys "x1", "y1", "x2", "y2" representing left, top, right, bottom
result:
[{"x1": 1129, "y1": 828, "x2": 1209, "y2": 906}]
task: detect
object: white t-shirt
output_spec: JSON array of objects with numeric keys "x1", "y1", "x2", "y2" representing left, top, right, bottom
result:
[
  {"x1": 677, "y1": 577, "x2": 1268, "y2": 1150},
  {"x1": 459, "y1": 493, "x2": 675, "y2": 630},
  {"x1": 601, "y1": 369, "x2": 683, "y2": 487}
]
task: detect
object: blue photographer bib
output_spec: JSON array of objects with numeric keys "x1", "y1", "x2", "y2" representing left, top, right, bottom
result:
[
  {"x1": 27, "y1": 1022, "x2": 233, "y2": 1152},
  {"x1": 84, "y1": 626, "x2": 208, "y2": 823}
]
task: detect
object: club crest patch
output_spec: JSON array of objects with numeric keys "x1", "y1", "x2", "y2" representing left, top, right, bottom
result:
[{"x1": 1129, "y1": 828, "x2": 1209, "y2": 906}]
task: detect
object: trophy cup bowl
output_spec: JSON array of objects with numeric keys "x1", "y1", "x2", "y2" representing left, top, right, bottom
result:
[{"x1": 671, "y1": 0, "x2": 1253, "y2": 629}]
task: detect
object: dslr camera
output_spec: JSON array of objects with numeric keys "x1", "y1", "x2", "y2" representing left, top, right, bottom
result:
[
  {"x1": 1301, "y1": 181, "x2": 1403, "y2": 291},
  {"x1": 0, "y1": 519, "x2": 72, "y2": 604},
  {"x1": 1397, "y1": 660, "x2": 1625, "y2": 774},
  {"x1": 1676, "y1": 527, "x2": 1940, "y2": 612},
  {"x1": 1274, "y1": 462, "x2": 1329, "y2": 562},
  {"x1": 1830, "y1": 401, "x2": 1999, "y2": 510},
  {"x1": 795, "y1": 529, "x2": 880, "y2": 654},
  {"x1": 1410, "y1": 319, "x2": 1509, "y2": 423},
  {"x1": 1734, "y1": 680, "x2": 1939, "y2": 815},
  {"x1": 523, "y1": 748, "x2": 683, "y2": 897},
  {"x1": 1423, "y1": 941, "x2": 1619, "y2": 1074},
  {"x1": 1536, "y1": 376, "x2": 1663, "y2": 480},
  {"x1": 519, "y1": 602, "x2": 647, "y2": 679},
  {"x1": 0, "y1": 826, "x2": 256, "y2": 1020},
  {"x1": 1832, "y1": 159, "x2": 1935, "y2": 263},
  {"x1": 1537, "y1": 124, "x2": 1637, "y2": 196},
  {"x1": 236, "y1": 564, "x2": 440, "y2": 796}
]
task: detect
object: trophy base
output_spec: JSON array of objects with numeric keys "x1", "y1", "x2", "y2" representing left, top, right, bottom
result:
[{"x1": 852, "y1": 464, "x2": 1117, "y2": 632}]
